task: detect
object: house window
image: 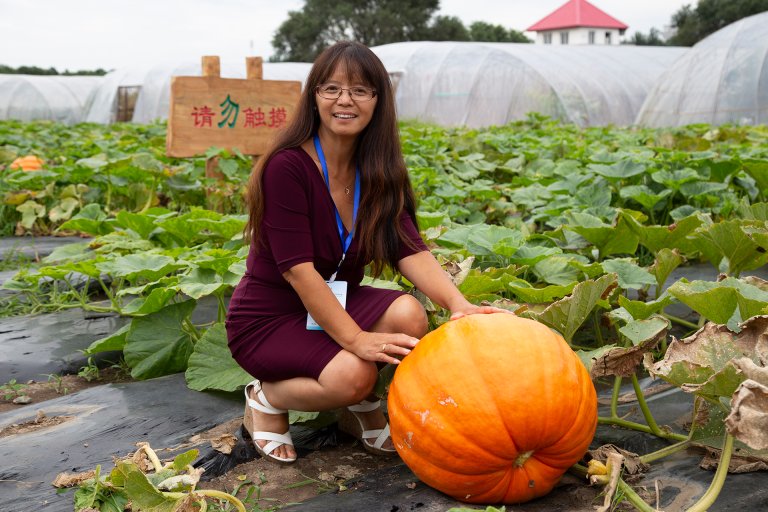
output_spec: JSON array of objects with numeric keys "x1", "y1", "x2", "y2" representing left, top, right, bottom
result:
[
  {"x1": 543, "y1": 33, "x2": 552, "y2": 44},
  {"x1": 605, "y1": 31, "x2": 612, "y2": 44},
  {"x1": 589, "y1": 31, "x2": 595, "y2": 44},
  {"x1": 560, "y1": 31, "x2": 569, "y2": 44}
]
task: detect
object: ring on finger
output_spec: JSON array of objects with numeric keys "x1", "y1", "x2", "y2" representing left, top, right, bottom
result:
[{"x1": 381, "y1": 343, "x2": 387, "y2": 352}]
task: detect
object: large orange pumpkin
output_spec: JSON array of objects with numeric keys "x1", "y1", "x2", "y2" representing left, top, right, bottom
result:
[
  {"x1": 9, "y1": 155, "x2": 44, "y2": 171},
  {"x1": 388, "y1": 314, "x2": 597, "y2": 504}
]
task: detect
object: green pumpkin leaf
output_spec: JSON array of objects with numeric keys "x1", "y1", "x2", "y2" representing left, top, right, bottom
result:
[
  {"x1": 601, "y1": 258, "x2": 656, "y2": 290},
  {"x1": 507, "y1": 277, "x2": 576, "y2": 303},
  {"x1": 650, "y1": 168, "x2": 700, "y2": 190},
  {"x1": 42, "y1": 242, "x2": 92, "y2": 264},
  {"x1": 679, "y1": 181, "x2": 728, "y2": 199},
  {"x1": 172, "y1": 449, "x2": 200, "y2": 472},
  {"x1": 742, "y1": 159, "x2": 768, "y2": 196},
  {"x1": 618, "y1": 316, "x2": 670, "y2": 347},
  {"x1": 124, "y1": 300, "x2": 196, "y2": 380},
  {"x1": 116, "y1": 461, "x2": 185, "y2": 512},
  {"x1": 667, "y1": 279, "x2": 738, "y2": 325},
  {"x1": 525, "y1": 274, "x2": 617, "y2": 343},
  {"x1": 619, "y1": 185, "x2": 672, "y2": 211},
  {"x1": 416, "y1": 210, "x2": 449, "y2": 230},
  {"x1": 176, "y1": 268, "x2": 230, "y2": 299},
  {"x1": 618, "y1": 294, "x2": 674, "y2": 320},
  {"x1": 185, "y1": 323, "x2": 252, "y2": 391},
  {"x1": 467, "y1": 225, "x2": 524, "y2": 257},
  {"x1": 58, "y1": 203, "x2": 113, "y2": 236},
  {"x1": 621, "y1": 211, "x2": 706, "y2": 255},
  {"x1": 16, "y1": 200, "x2": 46, "y2": 229},
  {"x1": 691, "y1": 220, "x2": 768, "y2": 276},
  {"x1": 115, "y1": 211, "x2": 158, "y2": 239},
  {"x1": 121, "y1": 287, "x2": 177, "y2": 316},
  {"x1": 650, "y1": 248, "x2": 685, "y2": 293},
  {"x1": 533, "y1": 255, "x2": 581, "y2": 286},
  {"x1": 564, "y1": 212, "x2": 639, "y2": 258},
  {"x1": 96, "y1": 253, "x2": 182, "y2": 284},
  {"x1": 507, "y1": 244, "x2": 561, "y2": 266},
  {"x1": 85, "y1": 323, "x2": 131, "y2": 355},
  {"x1": 48, "y1": 197, "x2": 79, "y2": 223},
  {"x1": 588, "y1": 160, "x2": 646, "y2": 180}
]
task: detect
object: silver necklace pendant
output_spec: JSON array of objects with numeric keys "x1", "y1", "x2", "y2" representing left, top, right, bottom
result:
[{"x1": 344, "y1": 186, "x2": 351, "y2": 195}]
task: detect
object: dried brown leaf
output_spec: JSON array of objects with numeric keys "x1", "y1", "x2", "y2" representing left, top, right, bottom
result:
[
  {"x1": 725, "y1": 377, "x2": 768, "y2": 451},
  {"x1": 52, "y1": 469, "x2": 96, "y2": 488},
  {"x1": 699, "y1": 446, "x2": 768, "y2": 473},
  {"x1": 210, "y1": 433, "x2": 238, "y2": 455},
  {"x1": 588, "y1": 444, "x2": 649, "y2": 476},
  {"x1": 591, "y1": 329, "x2": 664, "y2": 379}
]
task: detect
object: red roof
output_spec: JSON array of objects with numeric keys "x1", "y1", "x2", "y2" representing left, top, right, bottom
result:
[{"x1": 527, "y1": 0, "x2": 628, "y2": 31}]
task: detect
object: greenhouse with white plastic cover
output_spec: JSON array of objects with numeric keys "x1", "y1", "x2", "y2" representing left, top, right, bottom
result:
[
  {"x1": 636, "y1": 11, "x2": 768, "y2": 127},
  {"x1": 371, "y1": 41, "x2": 687, "y2": 127},
  {"x1": 0, "y1": 74, "x2": 101, "y2": 124}
]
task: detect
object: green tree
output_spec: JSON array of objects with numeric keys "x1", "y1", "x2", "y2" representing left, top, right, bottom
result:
[
  {"x1": 624, "y1": 28, "x2": 666, "y2": 46},
  {"x1": 0, "y1": 64, "x2": 107, "y2": 75},
  {"x1": 426, "y1": 15, "x2": 470, "y2": 41},
  {"x1": 468, "y1": 21, "x2": 532, "y2": 43},
  {"x1": 271, "y1": 0, "x2": 440, "y2": 62},
  {"x1": 667, "y1": 0, "x2": 768, "y2": 46}
]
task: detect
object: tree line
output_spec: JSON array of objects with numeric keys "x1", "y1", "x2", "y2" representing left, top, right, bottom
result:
[
  {"x1": 0, "y1": 64, "x2": 107, "y2": 76},
  {"x1": 270, "y1": 0, "x2": 530, "y2": 62},
  {"x1": 628, "y1": 0, "x2": 768, "y2": 46}
]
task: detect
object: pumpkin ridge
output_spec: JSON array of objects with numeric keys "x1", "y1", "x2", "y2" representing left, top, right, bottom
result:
[
  {"x1": 460, "y1": 317, "x2": 525, "y2": 459},
  {"x1": 534, "y1": 358, "x2": 597, "y2": 465}
]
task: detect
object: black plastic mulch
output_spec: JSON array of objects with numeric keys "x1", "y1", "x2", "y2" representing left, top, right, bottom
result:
[{"x1": 0, "y1": 373, "x2": 241, "y2": 512}]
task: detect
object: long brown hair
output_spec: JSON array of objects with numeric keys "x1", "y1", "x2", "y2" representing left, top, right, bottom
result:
[{"x1": 244, "y1": 41, "x2": 418, "y2": 276}]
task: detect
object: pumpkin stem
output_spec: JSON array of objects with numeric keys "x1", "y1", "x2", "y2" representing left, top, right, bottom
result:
[{"x1": 514, "y1": 450, "x2": 535, "y2": 467}]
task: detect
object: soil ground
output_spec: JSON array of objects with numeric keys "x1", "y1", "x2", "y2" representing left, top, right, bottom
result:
[
  {"x1": 0, "y1": 370, "x2": 602, "y2": 511},
  {"x1": 0, "y1": 372, "x2": 424, "y2": 509}
]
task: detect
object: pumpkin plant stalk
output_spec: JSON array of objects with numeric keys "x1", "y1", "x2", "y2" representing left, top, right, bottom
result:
[
  {"x1": 630, "y1": 373, "x2": 664, "y2": 437},
  {"x1": 639, "y1": 439, "x2": 692, "y2": 464},
  {"x1": 196, "y1": 490, "x2": 247, "y2": 512},
  {"x1": 617, "y1": 478, "x2": 656, "y2": 512},
  {"x1": 685, "y1": 434, "x2": 734, "y2": 512},
  {"x1": 610, "y1": 376, "x2": 622, "y2": 418},
  {"x1": 661, "y1": 313, "x2": 698, "y2": 331}
]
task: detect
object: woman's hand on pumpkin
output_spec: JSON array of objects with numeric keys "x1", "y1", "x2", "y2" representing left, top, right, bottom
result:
[
  {"x1": 449, "y1": 304, "x2": 515, "y2": 321},
  {"x1": 352, "y1": 331, "x2": 419, "y2": 365}
]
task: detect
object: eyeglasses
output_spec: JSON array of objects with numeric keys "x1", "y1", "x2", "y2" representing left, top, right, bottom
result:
[{"x1": 316, "y1": 84, "x2": 377, "y2": 101}]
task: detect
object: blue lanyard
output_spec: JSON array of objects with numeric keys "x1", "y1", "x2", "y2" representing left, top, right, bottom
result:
[{"x1": 313, "y1": 134, "x2": 361, "y2": 282}]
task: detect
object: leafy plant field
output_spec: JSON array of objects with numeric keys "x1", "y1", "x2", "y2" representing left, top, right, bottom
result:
[{"x1": 1, "y1": 116, "x2": 768, "y2": 510}]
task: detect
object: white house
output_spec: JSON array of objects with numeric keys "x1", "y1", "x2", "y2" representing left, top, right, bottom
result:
[{"x1": 527, "y1": 0, "x2": 628, "y2": 45}]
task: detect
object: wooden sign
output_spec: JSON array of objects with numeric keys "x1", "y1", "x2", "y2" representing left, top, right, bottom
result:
[{"x1": 166, "y1": 56, "x2": 301, "y2": 158}]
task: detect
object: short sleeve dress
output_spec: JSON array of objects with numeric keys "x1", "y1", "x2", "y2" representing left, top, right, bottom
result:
[{"x1": 225, "y1": 147, "x2": 428, "y2": 383}]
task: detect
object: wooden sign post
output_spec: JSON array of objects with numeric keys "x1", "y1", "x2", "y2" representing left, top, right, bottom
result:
[
  {"x1": 167, "y1": 56, "x2": 301, "y2": 157},
  {"x1": 166, "y1": 56, "x2": 301, "y2": 210}
]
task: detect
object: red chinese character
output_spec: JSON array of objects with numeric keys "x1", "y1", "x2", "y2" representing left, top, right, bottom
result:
[
  {"x1": 269, "y1": 107, "x2": 287, "y2": 129},
  {"x1": 243, "y1": 107, "x2": 267, "y2": 128},
  {"x1": 191, "y1": 106, "x2": 215, "y2": 127}
]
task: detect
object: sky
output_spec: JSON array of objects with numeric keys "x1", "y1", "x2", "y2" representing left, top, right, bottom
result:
[{"x1": 0, "y1": 0, "x2": 693, "y2": 71}]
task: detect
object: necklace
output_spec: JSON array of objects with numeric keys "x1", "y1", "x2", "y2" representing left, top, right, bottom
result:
[{"x1": 344, "y1": 185, "x2": 351, "y2": 195}]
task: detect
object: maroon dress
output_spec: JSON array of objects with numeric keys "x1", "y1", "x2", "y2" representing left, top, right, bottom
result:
[{"x1": 226, "y1": 147, "x2": 428, "y2": 382}]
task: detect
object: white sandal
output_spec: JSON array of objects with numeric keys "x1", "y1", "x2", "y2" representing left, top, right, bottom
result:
[
  {"x1": 338, "y1": 399, "x2": 396, "y2": 455},
  {"x1": 243, "y1": 379, "x2": 296, "y2": 464}
]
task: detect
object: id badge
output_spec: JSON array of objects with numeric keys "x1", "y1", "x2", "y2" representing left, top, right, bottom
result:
[{"x1": 306, "y1": 280, "x2": 348, "y2": 330}]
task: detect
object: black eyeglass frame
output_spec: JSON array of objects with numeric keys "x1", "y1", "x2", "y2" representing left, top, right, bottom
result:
[{"x1": 315, "y1": 84, "x2": 377, "y2": 102}]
